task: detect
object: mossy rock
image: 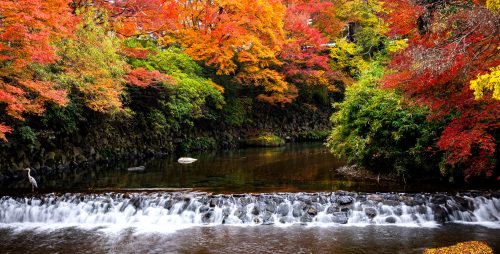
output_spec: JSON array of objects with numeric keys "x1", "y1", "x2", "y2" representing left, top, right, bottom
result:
[
  {"x1": 424, "y1": 241, "x2": 493, "y2": 254},
  {"x1": 243, "y1": 134, "x2": 285, "y2": 147},
  {"x1": 297, "y1": 130, "x2": 330, "y2": 141}
]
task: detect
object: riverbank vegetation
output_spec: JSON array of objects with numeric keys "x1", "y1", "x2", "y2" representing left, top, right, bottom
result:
[{"x1": 0, "y1": 0, "x2": 498, "y2": 183}]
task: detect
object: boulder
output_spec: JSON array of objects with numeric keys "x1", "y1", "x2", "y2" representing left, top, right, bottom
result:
[{"x1": 364, "y1": 207, "x2": 377, "y2": 219}]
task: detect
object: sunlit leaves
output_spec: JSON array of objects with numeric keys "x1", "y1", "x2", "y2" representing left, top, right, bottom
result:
[
  {"x1": 383, "y1": 0, "x2": 500, "y2": 179},
  {"x1": 0, "y1": 0, "x2": 76, "y2": 140},
  {"x1": 470, "y1": 65, "x2": 500, "y2": 100},
  {"x1": 58, "y1": 9, "x2": 127, "y2": 113}
]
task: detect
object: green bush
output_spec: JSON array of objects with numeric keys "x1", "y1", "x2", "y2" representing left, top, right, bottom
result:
[
  {"x1": 243, "y1": 133, "x2": 285, "y2": 147},
  {"x1": 223, "y1": 97, "x2": 253, "y2": 126},
  {"x1": 125, "y1": 42, "x2": 224, "y2": 132},
  {"x1": 179, "y1": 137, "x2": 217, "y2": 152},
  {"x1": 326, "y1": 62, "x2": 441, "y2": 175}
]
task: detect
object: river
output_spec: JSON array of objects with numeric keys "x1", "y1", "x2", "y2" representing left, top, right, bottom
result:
[{"x1": 0, "y1": 143, "x2": 499, "y2": 253}]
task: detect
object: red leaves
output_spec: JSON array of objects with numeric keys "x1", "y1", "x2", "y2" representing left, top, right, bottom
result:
[
  {"x1": 383, "y1": 0, "x2": 423, "y2": 37},
  {"x1": 0, "y1": 124, "x2": 12, "y2": 142},
  {"x1": 122, "y1": 47, "x2": 154, "y2": 59},
  {"x1": 383, "y1": 1, "x2": 500, "y2": 179},
  {"x1": 95, "y1": 0, "x2": 176, "y2": 37},
  {"x1": 0, "y1": 0, "x2": 77, "y2": 68},
  {"x1": 125, "y1": 68, "x2": 174, "y2": 88},
  {"x1": 0, "y1": 0, "x2": 75, "y2": 136},
  {"x1": 281, "y1": 0, "x2": 342, "y2": 87}
]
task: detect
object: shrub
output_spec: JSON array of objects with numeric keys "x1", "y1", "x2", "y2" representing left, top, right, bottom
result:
[
  {"x1": 326, "y1": 62, "x2": 442, "y2": 176},
  {"x1": 243, "y1": 133, "x2": 285, "y2": 147}
]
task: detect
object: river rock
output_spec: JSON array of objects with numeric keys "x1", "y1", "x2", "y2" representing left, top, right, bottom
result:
[
  {"x1": 202, "y1": 211, "x2": 214, "y2": 224},
  {"x1": 385, "y1": 216, "x2": 397, "y2": 224},
  {"x1": 253, "y1": 217, "x2": 260, "y2": 224},
  {"x1": 234, "y1": 207, "x2": 245, "y2": 219},
  {"x1": 453, "y1": 196, "x2": 471, "y2": 211},
  {"x1": 413, "y1": 194, "x2": 426, "y2": 206},
  {"x1": 277, "y1": 204, "x2": 289, "y2": 216},
  {"x1": 382, "y1": 200, "x2": 400, "y2": 206},
  {"x1": 306, "y1": 207, "x2": 318, "y2": 216},
  {"x1": 326, "y1": 204, "x2": 339, "y2": 214},
  {"x1": 338, "y1": 196, "x2": 354, "y2": 205},
  {"x1": 263, "y1": 211, "x2": 273, "y2": 224},
  {"x1": 266, "y1": 202, "x2": 277, "y2": 213},
  {"x1": 292, "y1": 203, "x2": 303, "y2": 217},
  {"x1": 431, "y1": 194, "x2": 447, "y2": 205},
  {"x1": 300, "y1": 214, "x2": 312, "y2": 223},
  {"x1": 491, "y1": 191, "x2": 500, "y2": 199},
  {"x1": 251, "y1": 205, "x2": 260, "y2": 215},
  {"x1": 394, "y1": 207, "x2": 403, "y2": 216},
  {"x1": 416, "y1": 205, "x2": 427, "y2": 214},
  {"x1": 299, "y1": 195, "x2": 312, "y2": 205},
  {"x1": 368, "y1": 194, "x2": 384, "y2": 202},
  {"x1": 432, "y1": 205, "x2": 448, "y2": 223},
  {"x1": 365, "y1": 207, "x2": 377, "y2": 219},
  {"x1": 331, "y1": 212, "x2": 348, "y2": 224},
  {"x1": 129, "y1": 197, "x2": 142, "y2": 209}
]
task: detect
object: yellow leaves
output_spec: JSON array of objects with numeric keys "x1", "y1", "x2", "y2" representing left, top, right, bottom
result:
[
  {"x1": 77, "y1": 77, "x2": 123, "y2": 113},
  {"x1": 206, "y1": 80, "x2": 225, "y2": 93},
  {"x1": 386, "y1": 39, "x2": 408, "y2": 53},
  {"x1": 486, "y1": 0, "x2": 500, "y2": 12},
  {"x1": 59, "y1": 8, "x2": 128, "y2": 114},
  {"x1": 470, "y1": 65, "x2": 500, "y2": 100},
  {"x1": 330, "y1": 38, "x2": 369, "y2": 76},
  {"x1": 423, "y1": 241, "x2": 494, "y2": 254}
]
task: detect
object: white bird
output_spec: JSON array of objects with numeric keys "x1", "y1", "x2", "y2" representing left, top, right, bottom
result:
[
  {"x1": 177, "y1": 157, "x2": 197, "y2": 164},
  {"x1": 24, "y1": 168, "x2": 38, "y2": 192}
]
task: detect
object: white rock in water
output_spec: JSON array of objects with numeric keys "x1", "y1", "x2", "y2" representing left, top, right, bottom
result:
[
  {"x1": 178, "y1": 157, "x2": 197, "y2": 164},
  {"x1": 127, "y1": 166, "x2": 145, "y2": 171}
]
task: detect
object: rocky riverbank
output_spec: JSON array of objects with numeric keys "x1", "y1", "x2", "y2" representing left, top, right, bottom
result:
[{"x1": 0, "y1": 101, "x2": 332, "y2": 179}]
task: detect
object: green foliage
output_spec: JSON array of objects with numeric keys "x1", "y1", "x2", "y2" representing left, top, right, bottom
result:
[
  {"x1": 17, "y1": 126, "x2": 37, "y2": 149},
  {"x1": 297, "y1": 130, "x2": 330, "y2": 141},
  {"x1": 335, "y1": 0, "x2": 388, "y2": 54},
  {"x1": 244, "y1": 133, "x2": 285, "y2": 147},
  {"x1": 56, "y1": 8, "x2": 128, "y2": 113},
  {"x1": 330, "y1": 38, "x2": 370, "y2": 76},
  {"x1": 327, "y1": 62, "x2": 441, "y2": 175},
  {"x1": 126, "y1": 43, "x2": 224, "y2": 131},
  {"x1": 41, "y1": 99, "x2": 84, "y2": 135},
  {"x1": 147, "y1": 109, "x2": 168, "y2": 133},
  {"x1": 179, "y1": 137, "x2": 217, "y2": 152},
  {"x1": 222, "y1": 97, "x2": 253, "y2": 126}
]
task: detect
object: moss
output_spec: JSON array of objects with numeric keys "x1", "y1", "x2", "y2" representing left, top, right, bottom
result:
[
  {"x1": 297, "y1": 130, "x2": 330, "y2": 141},
  {"x1": 424, "y1": 241, "x2": 493, "y2": 254},
  {"x1": 243, "y1": 133, "x2": 285, "y2": 147}
]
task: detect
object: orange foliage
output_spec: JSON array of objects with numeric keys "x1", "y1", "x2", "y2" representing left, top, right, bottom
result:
[
  {"x1": 167, "y1": 0, "x2": 292, "y2": 103},
  {"x1": 0, "y1": 0, "x2": 76, "y2": 140},
  {"x1": 94, "y1": 0, "x2": 177, "y2": 37},
  {"x1": 125, "y1": 67, "x2": 174, "y2": 88}
]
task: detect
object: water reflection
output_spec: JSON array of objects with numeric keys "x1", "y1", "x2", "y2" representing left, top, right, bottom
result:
[
  {"x1": 0, "y1": 225, "x2": 498, "y2": 254},
  {"x1": 1, "y1": 142, "x2": 455, "y2": 194}
]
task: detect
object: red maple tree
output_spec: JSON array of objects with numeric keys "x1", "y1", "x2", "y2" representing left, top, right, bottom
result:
[{"x1": 383, "y1": 0, "x2": 500, "y2": 179}]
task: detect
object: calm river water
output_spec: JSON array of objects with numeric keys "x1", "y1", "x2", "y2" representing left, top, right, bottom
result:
[{"x1": 0, "y1": 143, "x2": 499, "y2": 253}]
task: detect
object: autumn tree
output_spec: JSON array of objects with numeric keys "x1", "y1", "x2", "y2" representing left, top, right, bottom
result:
[
  {"x1": 87, "y1": 0, "x2": 176, "y2": 37},
  {"x1": 0, "y1": 0, "x2": 76, "y2": 141},
  {"x1": 383, "y1": 0, "x2": 500, "y2": 179},
  {"x1": 162, "y1": 0, "x2": 298, "y2": 103},
  {"x1": 281, "y1": 0, "x2": 343, "y2": 92}
]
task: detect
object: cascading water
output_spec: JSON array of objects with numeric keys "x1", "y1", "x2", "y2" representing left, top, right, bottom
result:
[{"x1": 1, "y1": 191, "x2": 499, "y2": 232}]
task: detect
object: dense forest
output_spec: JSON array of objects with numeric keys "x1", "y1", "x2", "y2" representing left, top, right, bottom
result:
[{"x1": 0, "y1": 0, "x2": 498, "y2": 183}]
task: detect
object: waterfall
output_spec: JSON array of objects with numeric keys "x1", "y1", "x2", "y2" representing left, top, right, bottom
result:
[{"x1": 1, "y1": 192, "x2": 499, "y2": 231}]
